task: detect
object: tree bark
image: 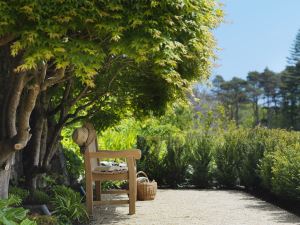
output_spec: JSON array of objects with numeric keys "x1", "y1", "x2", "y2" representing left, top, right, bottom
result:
[
  {"x1": 7, "y1": 73, "x2": 27, "y2": 137},
  {"x1": 15, "y1": 84, "x2": 40, "y2": 150},
  {"x1": 0, "y1": 165, "x2": 11, "y2": 198},
  {"x1": 23, "y1": 105, "x2": 45, "y2": 190},
  {"x1": 0, "y1": 34, "x2": 15, "y2": 47},
  {"x1": 0, "y1": 68, "x2": 40, "y2": 197}
]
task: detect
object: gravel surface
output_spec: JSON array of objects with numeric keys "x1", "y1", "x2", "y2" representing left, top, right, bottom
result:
[{"x1": 90, "y1": 189, "x2": 300, "y2": 225}]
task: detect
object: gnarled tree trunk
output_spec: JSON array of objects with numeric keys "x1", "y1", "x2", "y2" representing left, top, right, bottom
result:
[
  {"x1": 0, "y1": 72, "x2": 40, "y2": 197},
  {"x1": 22, "y1": 80, "x2": 88, "y2": 190},
  {"x1": 0, "y1": 41, "x2": 66, "y2": 197}
]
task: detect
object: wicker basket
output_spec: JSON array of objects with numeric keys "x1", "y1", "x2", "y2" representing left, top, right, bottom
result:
[{"x1": 136, "y1": 171, "x2": 157, "y2": 201}]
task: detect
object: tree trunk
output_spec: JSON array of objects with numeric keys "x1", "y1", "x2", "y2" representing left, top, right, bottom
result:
[
  {"x1": 0, "y1": 40, "x2": 70, "y2": 197},
  {"x1": 10, "y1": 151, "x2": 23, "y2": 185},
  {"x1": 235, "y1": 102, "x2": 239, "y2": 126},
  {"x1": 253, "y1": 99, "x2": 259, "y2": 127},
  {"x1": 22, "y1": 110, "x2": 65, "y2": 190},
  {"x1": 23, "y1": 106, "x2": 46, "y2": 190},
  {"x1": 0, "y1": 166, "x2": 11, "y2": 198},
  {"x1": 0, "y1": 73, "x2": 40, "y2": 196}
]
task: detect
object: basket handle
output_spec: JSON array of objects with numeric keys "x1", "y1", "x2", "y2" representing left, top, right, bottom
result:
[{"x1": 136, "y1": 171, "x2": 149, "y2": 179}]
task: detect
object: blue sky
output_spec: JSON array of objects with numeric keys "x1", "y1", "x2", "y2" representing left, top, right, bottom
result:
[{"x1": 213, "y1": 0, "x2": 300, "y2": 81}]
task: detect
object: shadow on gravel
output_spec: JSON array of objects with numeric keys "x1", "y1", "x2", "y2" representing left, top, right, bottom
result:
[
  {"x1": 90, "y1": 204, "x2": 132, "y2": 225},
  {"x1": 241, "y1": 195, "x2": 300, "y2": 224}
]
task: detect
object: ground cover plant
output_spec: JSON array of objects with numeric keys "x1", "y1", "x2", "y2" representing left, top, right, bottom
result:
[{"x1": 0, "y1": 195, "x2": 36, "y2": 225}]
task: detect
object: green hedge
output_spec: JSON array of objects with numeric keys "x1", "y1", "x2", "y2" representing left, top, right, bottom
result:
[
  {"x1": 214, "y1": 128, "x2": 246, "y2": 188},
  {"x1": 137, "y1": 127, "x2": 300, "y2": 201},
  {"x1": 271, "y1": 143, "x2": 300, "y2": 199},
  {"x1": 137, "y1": 135, "x2": 167, "y2": 185},
  {"x1": 215, "y1": 128, "x2": 300, "y2": 200},
  {"x1": 188, "y1": 133, "x2": 213, "y2": 188},
  {"x1": 164, "y1": 135, "x2": 190, "y2": 187}
]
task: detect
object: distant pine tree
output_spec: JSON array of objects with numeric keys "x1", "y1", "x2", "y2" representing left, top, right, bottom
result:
[{"x1": 287, "y1": 29, "x2": 300, "y2": 65}]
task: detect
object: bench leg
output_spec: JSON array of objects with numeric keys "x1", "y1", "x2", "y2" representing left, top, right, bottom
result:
[
  {"x1": 129, "y1": 181, "x2": 136, "y2": 215},
  {"x1": 128, "y1": 158, "x2": 136, "y2": 215},
  {"x1": 86, "y1": 179, "x2": 93, "y2": 216},
  {"x1": 95, "y1": 181, "x2": 101, "y2": 201}
]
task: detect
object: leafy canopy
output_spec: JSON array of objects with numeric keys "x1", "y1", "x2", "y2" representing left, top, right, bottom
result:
[{"x1": 1, "y1": 0, "x2": 222, "y2": 88}]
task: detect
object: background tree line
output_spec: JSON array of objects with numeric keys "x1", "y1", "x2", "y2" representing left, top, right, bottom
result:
[{"x1": 212, "y1": 29, "x2": 300, "y2": 130}]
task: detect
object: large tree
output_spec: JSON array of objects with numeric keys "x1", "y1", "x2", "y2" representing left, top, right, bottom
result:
[
  {"x1": 259, "y1": 68, "x2": 280, "y2": 127},
  {"x1": 287, "y1": 29, "x2": 300, "y2": 65},
  {"x1": 280, "y1": 62, "x2": 300, "y2": 129},
  {"x1": 212, "y1": 76, "x2": 248, "y2": 125},
  {"x1": 0, "y1": 0, "x2": 222, "y2": 197}
]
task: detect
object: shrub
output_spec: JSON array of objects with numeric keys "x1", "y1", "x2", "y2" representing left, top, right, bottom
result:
[
  {"x1": 189, "y1": 133, "x2": 213, "y2": 188},
  {"x1": 9, "y1": 186, "x2": 30, "y2": 203},
  {"x1": 271, "y1": 143, "x2": 300, "y2": 200},
  {"x1": 164, "y1": 135, "x2": 189, "y2": 187},
  {"x1": 0, "y1": 195, "x2": 37, "y2": 225},
  {"x1": 51, "y1": 185, "x2": 88, "y2": 224},
  {"x1": 137, "y1": 135, "x2": 166, "y2": 184},
  {"x1": 258, "y1": 129, "x2": 300, "y2": 190},
  {"x1": 101, "y1": 180, "x2": 127, "y2": 191},
  {"x1": 238, "y1": 128, "x2": 268, "y2": 189},
  {"x1": 99, "y1": 118, "x2": 140, "y2": 150},
  {"x1": 63, "y1": 148, "x2": 84, "y2": 184},
  {"x1": 30, "y1": 190, "x2": 51, "y2": 205},
  {"x1": 214, "y1": 129, "x2": 247, "y2": 188},
  {"x1": 31, "y1": 215, "x2": 58, "y2": 225}
]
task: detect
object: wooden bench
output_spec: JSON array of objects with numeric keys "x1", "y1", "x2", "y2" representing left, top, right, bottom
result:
[{"x1": 72, "y1": 123, "x2": 141, "y2": 216}]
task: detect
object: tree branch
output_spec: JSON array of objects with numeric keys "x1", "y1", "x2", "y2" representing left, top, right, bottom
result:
[
  {"x1": 63, "y1": 80, "x2": 73, "y2": 102},
  {"x1": 41, "y1": 68, "x2": 65, "y2": 90},
  {"x1": 14, "y1": 84, "x2": 40, "y2": 150},
  {"x1": 58, "y1": 80, "x2": 73, "y2": 121},
  {"x1": 7, "y1": 73, "x2": 27, "y2": 138},
  {"x1": 0, "y1": 34, "x2": 15, "y2": 47},
  {"x1": 69, "y1": 86, "x2": 89, "y2": 107},
  {"x1": 65, "y1": 115, "x2": 89, "y2": 126},
  {"x1": 63, "y1": 99, "x2": 96, "y2": 123},
  {"x1": 37, "y1": 63, "x2": 47, "y2": 85}
]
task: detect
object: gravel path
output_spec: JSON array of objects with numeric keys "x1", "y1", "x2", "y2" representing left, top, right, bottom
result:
[{"x1": 90, "y1": 189, "x2": 300, "y2": 225}]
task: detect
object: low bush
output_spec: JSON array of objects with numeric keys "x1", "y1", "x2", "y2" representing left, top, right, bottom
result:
[
  {"x1": 214, "y1": 129, "x2": 247, "y2": 188},
  {"x1": 101, "y1": 180, "x2": 127, "y2": 191},
  {"x1": 0, "y1": 195, "x2": 37, "y2": 225},
  {"x1": 137, "y1": 135, "x2": 166, "y2": 184},
  {"x1": 164, "y1": 135, "x2": 189, "y2": 187},
  {"x1": 258, "y1": 129, "x2": 300, "y2": 191},
  {"x1": 9, "y1": 186, "x2": 30, "y2": 203},
  {"x1": 30, "y1": 215, "x2": 58, "y2": 225},
  {"x1": 51, "y1": 185, "x2": 88, "y2": 225},
  {"x1": 188, "y1": 133, "x2": 213, "y2": 188},
  {"x1": 271, "y1": 143, "x2": 300, "y2": 200},
  {"x1": 63, "y1": 148, "x2": 84, "y2": 184},
  {"x1": 238, "y1": 128, "x2": 268, "y2": 189},
  {"x1": 29, "y1": 190, "x2": 51, "y2": 205}
]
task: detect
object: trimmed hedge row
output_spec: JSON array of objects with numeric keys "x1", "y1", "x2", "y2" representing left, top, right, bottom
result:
[{"x1": 137, "y1": 127, "x2": 300, "y2": 201}]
